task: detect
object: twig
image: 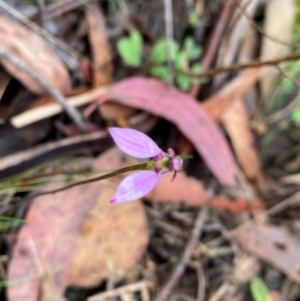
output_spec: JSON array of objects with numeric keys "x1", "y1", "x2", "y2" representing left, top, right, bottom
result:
[
  {"x1": 43, "y1": 0, "x2": 91, "y2": 20},
  {"x1": 164, "y1": 0, "x2": 174, "y2": 86},
  {"x1": 230, "y1": 0, "x2": 300, "y2": 50},
  {"x1": 179, "y1": 52, "x2": 300, "y2": 78},
  {"x1": 190, "y1": 1, "x2": 232, "y2": 96},
  {"x1": 0, "y1": 45, "x2": 87, "y2": 132},
  {"x1": 0, "y1": 130, "x2": 107, "y2": 172},
  {"x1": 189, "y1": 261, "x2": 205, "y2": 301},
  {"x1": 154, "y1": 207, "x2": 208, "y2": 301},
  {"x1": 88, "y1": 281, "x2": 151, "y2": 301},
  {"x1": 11, "y1": 86, "x2": 108, "y2": 128},
  {"x1": 36, "y1": 0, "x2": 46, "y2": 26}
]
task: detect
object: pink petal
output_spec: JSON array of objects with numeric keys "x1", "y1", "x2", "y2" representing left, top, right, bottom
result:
[
  {"x1": 111, "y1": 171, "x2": 160, "y2": 204},
  {"x1": 108, "y1": 127, "x2": 162, "y2": 158}
]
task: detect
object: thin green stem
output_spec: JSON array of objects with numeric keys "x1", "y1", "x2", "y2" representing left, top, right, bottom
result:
[{"x1": 32, "y1": 162, "x2": 152, "y2": 198}]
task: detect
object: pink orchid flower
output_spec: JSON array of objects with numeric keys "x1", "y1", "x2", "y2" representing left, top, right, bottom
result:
[{"x1": 108, "y1": 127, "x2": 183, "y2": 204}]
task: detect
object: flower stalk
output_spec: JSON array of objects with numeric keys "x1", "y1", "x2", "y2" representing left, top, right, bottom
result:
[{"x1": 34, "y1": 162, "x2": 154, "y2": 197}]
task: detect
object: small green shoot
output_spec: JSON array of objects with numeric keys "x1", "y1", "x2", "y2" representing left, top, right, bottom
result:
[
  {"x1": 117, "y1": 30, "x2": 143, "y2": 67},
  {"x1": 149, "y1": 36, "x2": 203, "y2": 91},
  {"x1": 183, "y1": 36, "x2": 202, "y2": 60},
  {"x1": 187, "y1": 8, "x2": 201, "y2": 28},
  {"x1": 149, "y1": 65, "x2": 170, "y2": 83},
  {"x1": 250, "y1": 277, "x2": 273, "y2": 301},
  {"x1": 116, "y1": 30, "x2": 203, "y2": 91},
  {"x1": 0, "y1": 216, "x2": 25, "y2": 232},
  {"x1": 292, "y1": 102, "x2": 300, "y2": 123},
  {"x1": 150, "y1": 39, "x2": 180, "y2": 64}
]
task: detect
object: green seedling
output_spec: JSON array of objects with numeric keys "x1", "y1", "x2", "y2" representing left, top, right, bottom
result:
[
  {"x1": 250, "y1": 277, "x2": 273, "y2": 301},
  {"x1": 149, "y1": 36, "x2": 202, "y2": 90},
  {"x1": 117, "y1": 30, "x2": 143, "y2": 67},
  {"x1": 116, "y1": 30, "x2": 203, "y2": 91},
  {"x1": 150, "y1": 39, "x2": 180, "y2": 64}
]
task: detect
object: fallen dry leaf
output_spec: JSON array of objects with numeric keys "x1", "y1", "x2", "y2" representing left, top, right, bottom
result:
[
  {"x1": 7, "y1": 147, "x2": 148, "y2": 300},
  {"x1": 0, "y1": 15, "x2": 70, "y2": 94},
  {"x1": 235, "y1": 223, "x2": 300, "y2": 284},
  {"x1": 222, "y1": 98, "x2": 261, "y2": 180},
  {"x1": 203, "y1": 69, "x2": 261, "y2": 121},
  {"x1": 85, "y1": 3, "x2": 112, "y2": 86},
  {"x1": 7, "y1": 182, "x2": 98, "y2": 301},
  {"x1": 99, "y1": 101, "x2": 135, "y2": 120},
  {"x1": 41, "y1": 277, "x2": 68, "y2": 301},
  {"x1": 85, "y1": 5, "x2": 136, "y2": 122},
  {"x1": 148, "y1": 172, "x2": 208, "y2": 206},
  {"x1": 148, "y1": 172, "x2": 263, "y2": 211},
  {"x1": 209, "y1": 196, "x2": 263, "y2": 213},
  {"x1": 67, "y1": 185, "x2": 148, "y2": 287},
  {"x1": 99, "y1": 76, "x2": 236, "y2": 186}
]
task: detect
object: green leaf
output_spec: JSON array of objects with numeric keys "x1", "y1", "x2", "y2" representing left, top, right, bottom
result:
[
  {"x1": 117, "y1": 30, "x2": 143, "y2": 67},
  {"x1": 250, "y1": 277, "x2": 273, "y2": 301},
  {"x1": 188, "y1": 8, "x2": 200, "y2": 27},
  {"x1": 292, "y1": 104, "x2": 300, "y2": 122},
  {"x1": 149, "y1": 65, "x2": 169, "y2": 83},
  {"x1": 175, "y1": 51, "x2": 188, "y2": 69},
  {"x1": 184, "y1": 36, "x2": 202, "y2": 60},
  {"x1": 175, "y1": 74, "x2": 192, "y2": 91},
  {"x1": 150, "y1": 39, "x2": 180, "y2": 64}
]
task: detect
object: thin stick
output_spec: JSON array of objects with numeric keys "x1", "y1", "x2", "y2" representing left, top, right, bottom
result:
[
  {"x1": 0, "y1": 0, "x2": 83, "y2": 61},
  {"x1": 31, "y1": 162, "x2": 151, "y2": 198},
  {"x1": 179, "y1": 52, "x2": 300, "y2": 78},
  {"x1": 230, "y1": 0, "x2": 300, "y2": 50},
  {"x1": 164, "y1": 0, "x2": 174, "y2": 86},
  {"x1": 0, "y1": 45, "x2": 87, "y2": 132},
  {"x1": 154, "y1": 207, "x2": 208, "y2": 301},
  {"x1": 88, "y1": 281, "x2": 151, "y2": 301},
  {"x1": 0, "y1": 130, "x2": 107, "y2": 172},
  {"x1": 11, "y1": 86, "x2": 108, "y2": 128},
  {"x1": 191, "y1": 1, "x2": 232, "y2": 96}
]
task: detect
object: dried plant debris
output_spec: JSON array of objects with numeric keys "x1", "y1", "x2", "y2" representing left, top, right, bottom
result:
[{"x1": 0, "y1": 15, "x2": 70, "y2": 94}]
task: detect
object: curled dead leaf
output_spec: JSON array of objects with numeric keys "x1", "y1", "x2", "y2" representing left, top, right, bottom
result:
[
  {"x1": 203, "y1": 69, "x2": 261, "y2": 121},
  {"x1": 222, "y1": 98, "x2": 261, "y2": 181},
  {"x1": 0, "y1": 15, "x2": 70, "y2": 94},
  {"x1": 85, "y1": 3, "x2": 112, "y2": 86}
]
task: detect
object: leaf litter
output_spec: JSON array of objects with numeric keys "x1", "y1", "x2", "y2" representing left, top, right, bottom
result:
[{"x1": 2, "y1": 1, "x2": 300, "y2": 301}]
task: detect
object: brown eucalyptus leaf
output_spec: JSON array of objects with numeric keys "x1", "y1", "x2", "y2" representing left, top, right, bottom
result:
[
  {"x1": 222, "y1": 98, "x2": 261, "y2": 180},
  {"x1": 0, "y1": 15, "x2": 70, "y2": 94},
  {"x1": 148, "y1": 172, "x2": 208, "y2": 206},
  {"x1": 85, "y1": 3, "x2": 112, "y2": 85},
  {"x1": 67, "y1": 186, "x2": 148, "y2": 287},
  {"x1": 203, "y1": 69, "x2": 261, "y2": 121}
]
